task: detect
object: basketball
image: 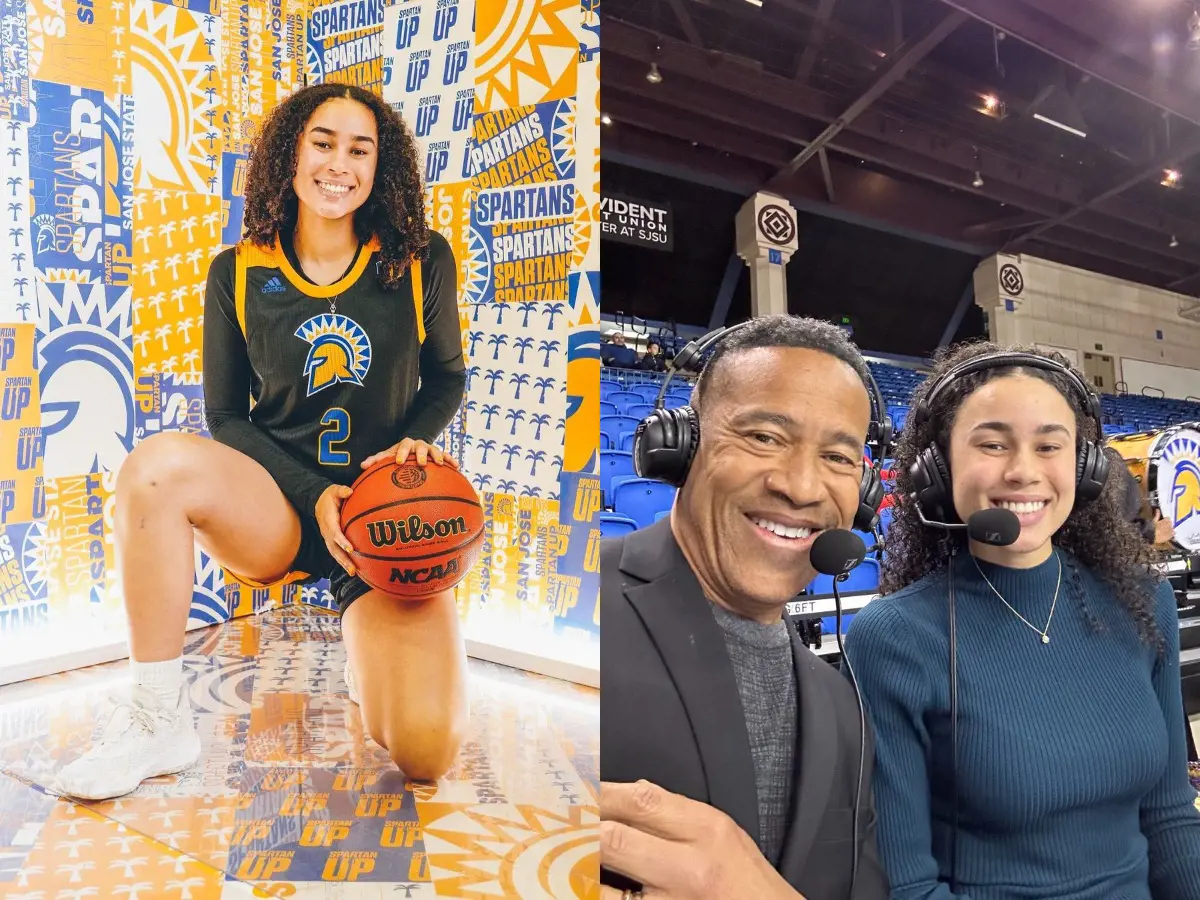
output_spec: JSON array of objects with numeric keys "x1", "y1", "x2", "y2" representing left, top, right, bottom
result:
[{"x1": 340, "y1": 459, "x2": 485, "y2": 598}]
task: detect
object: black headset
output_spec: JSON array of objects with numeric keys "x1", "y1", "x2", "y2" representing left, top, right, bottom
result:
[
  {"x1": 908, "y1": 351, "x2": 1110, "y2": 526},
  {"x1": 905, "y1": 350, "x2": 1108, "y2": 893},
  {"x1": 631, "y1": 322, "x2": 894, "y2": 533}
]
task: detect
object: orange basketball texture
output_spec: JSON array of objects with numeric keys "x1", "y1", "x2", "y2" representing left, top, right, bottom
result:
[{"x1": 340, "y1": 461, "x2": 485, "y2": 598}]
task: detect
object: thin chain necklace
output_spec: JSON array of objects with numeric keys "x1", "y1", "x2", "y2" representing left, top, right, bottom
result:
[{"x1": 972, "y1": 551, "x2": 1061, "y2": 644}]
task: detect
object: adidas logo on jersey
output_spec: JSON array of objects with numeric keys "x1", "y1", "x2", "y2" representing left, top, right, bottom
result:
[{"x1": 261, "y1": 276, "x2": 285, "y2": 294}]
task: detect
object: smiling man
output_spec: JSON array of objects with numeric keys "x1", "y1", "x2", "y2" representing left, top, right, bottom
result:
[{"x1": 599, "y1": 315, "x2": 889, "y2": 900}]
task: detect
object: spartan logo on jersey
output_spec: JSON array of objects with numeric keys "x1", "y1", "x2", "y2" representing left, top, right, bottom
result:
[{"x1": 295, "y1": 314, "x2": 373, "y2": 397}]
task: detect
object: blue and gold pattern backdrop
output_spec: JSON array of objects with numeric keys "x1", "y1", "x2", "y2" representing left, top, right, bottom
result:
[{"x1": 0, "y1": 0, "x2": 601, "y2": 676}]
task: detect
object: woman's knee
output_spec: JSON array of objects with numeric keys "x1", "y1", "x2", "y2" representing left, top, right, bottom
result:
[
  {"x1": 372, "y1": 703, "x2": 468, "y2": 781},
  {"x1": 117, "y1": 432, "x2": 201, "y2": 506}
]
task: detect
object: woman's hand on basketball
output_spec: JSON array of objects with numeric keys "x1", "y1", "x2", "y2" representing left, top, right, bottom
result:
[
  {"x1": 360, "y1": 438, "x2": 459, "y2": 470},
  {"x1": 315, "y1": 483, "x2": 357, "y2": 578}
]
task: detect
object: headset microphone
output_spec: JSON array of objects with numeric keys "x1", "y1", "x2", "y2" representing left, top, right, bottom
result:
[
  {"x1": 809, "y1": 528, "x2": 870, "y2": 899},
  {"x1": 914, "y1": 506, "x2": 1022, "y2": 547}
]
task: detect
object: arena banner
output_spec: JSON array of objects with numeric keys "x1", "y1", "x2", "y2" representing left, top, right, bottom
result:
[
  {"x1": 600, "y1": 192, "x2": 674, "y2": 251},
  {"x1": 0, "y1": 0, "x2": 601, "y2": 690}
]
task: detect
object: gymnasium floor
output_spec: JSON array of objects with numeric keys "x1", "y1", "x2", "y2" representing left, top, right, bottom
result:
[{"x1": 0, "y1": 605, "x2": 600, "y2": 898}]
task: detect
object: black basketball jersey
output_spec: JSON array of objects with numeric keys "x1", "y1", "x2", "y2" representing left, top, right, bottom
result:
[{"x1": 202, "y1": 230, "x2": 466, "y2": 517}]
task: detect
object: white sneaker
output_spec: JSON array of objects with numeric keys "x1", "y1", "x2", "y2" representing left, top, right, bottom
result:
[
  {"x1": 345, "y1": 660, "x2": 360, "y2": 705},
  {"x1": 55, "y1": 684, "x2": 201, "y2": 801}
]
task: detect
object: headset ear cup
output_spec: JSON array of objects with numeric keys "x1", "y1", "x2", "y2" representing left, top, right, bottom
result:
[
  {"x1": 911, "y1": 443, "x2": 954, "y2": 524},
  {"x1": 854, "y1": 467, "x2": 885, "y2": 533},
  {"x1": 633, "y1": 406, "x2": 698, "y2": 488},
  {"x1": 1075, "y1": 441, "x2": 1108, "y2": 504}
]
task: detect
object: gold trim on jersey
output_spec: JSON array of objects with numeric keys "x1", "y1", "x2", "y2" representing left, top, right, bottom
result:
[
  {"x1": 233, "y1": 236, "x2": 427, "y2": 345},
  {"x1": 411, "y1": 256, "x2": 425, "y2": 344},
  {"x1": 273, "y1": 234, "x2": 382, "y2": 299}
]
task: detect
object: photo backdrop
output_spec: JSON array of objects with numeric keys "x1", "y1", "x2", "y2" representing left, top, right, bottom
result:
[{"x1": 0, "y1": 0, "x2": 602, "y2": 678}]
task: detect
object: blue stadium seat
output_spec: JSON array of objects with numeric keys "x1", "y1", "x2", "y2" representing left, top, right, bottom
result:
[
  {"x1": 599, "y1": 513, "x2": 638, "y2": 539},
  {"x1": 599, "y1": 400, "x2": 617, "y2": 416},
  {"x1": 599, "y1": 450, "x2": 636, "y2": 507},
  {"x1": 619, "y1": 431, "x2": 636, "y2": 452},
  {"x1": 613, "y1": 478, "x2": 677, "y2": 528},
  {"x1": 600, "y1": 431, "x2": 612, "y2": 450},
  {"x1": 841, "y1": 558, "x2": 880, "y2": 593},
  {"x1": 601, "y1": 415, "x2": 642, "y2": 447},
  {"x1": 887, "y1": 404, "x2": 910, "y2": 432},
  {"x1": 607, "y1": 391, "x2": 643, "y2": 409},
  {"x1": 625, "y1": 403, "x2": 656, "y2": 421},
  {"x1": 655, "y1": 510, "x2": 670, "y2": 522},
  {"x1": 629, "y1": 385, "x2": 662, "y2": 402}
]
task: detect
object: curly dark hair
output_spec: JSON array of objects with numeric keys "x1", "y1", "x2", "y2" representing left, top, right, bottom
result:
[
  {"x1": 240, "y1": 83, "x2": 429, "y2": 289},
  {"x1": 881, "y1": 340, "x2": 1164, "y2": 649}
]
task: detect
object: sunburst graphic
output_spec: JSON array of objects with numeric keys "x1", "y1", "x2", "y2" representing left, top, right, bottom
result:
[
  {"x1": 475, "y1": 0, "x2": 579, "y2": 112},
  {"x1": 306, "y1": 38, "x2": 325, "y2": 85},
  {"x1": 20, "y1": 521, "x2": 48, "y2": 602},
  {"x1": 419, "y1": 803, "x2": 598, "y2": 898},
  {"x1": 571, "y1": 189, "x2": 591, "y2": 273},
  {"x1": 551, "y1": 98, "x2": 576, "y2": 180},
  {"x1": 463, "y1": 226, "x2": 493, "y2": 305},
  {"x1": 1161, "y1": 433, "x2": 1200, "y2": 549},
  {"x1": 130, "y1": 0, "x2": 224, "y2": 194},
  {"x1": 24, "y1": 1, "x2": 49, "y2": 80}
]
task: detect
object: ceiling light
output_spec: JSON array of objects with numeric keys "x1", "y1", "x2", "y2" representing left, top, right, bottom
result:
[
  {"x1": 972, "y1": 171, "x2": 984, "y2": 188},
  {"x1": 1162, "y1": 168, "x2": 1182, "y2": 187},
  {"x1": 745, "y1": 0, "x2": 763, "y2": 6},
  {"x1": 600, "y1": 113, "x2": 612, "y2": 126},
  {"x1": 1171, "y1": 234, "x2": 1180, "y2": 248},
  {"x1": 983, "y1": 94, "x2": 999, "y2": 111},
  {"x1": 646, "y1": 63, "x2": 663, "y2": 84},
  {"x1": 1188, "y1": 9, "x2": 1200, "y2": 50},
  {"x1": 1032, "y1": 113, "x2": 1087, "y2": 139}
]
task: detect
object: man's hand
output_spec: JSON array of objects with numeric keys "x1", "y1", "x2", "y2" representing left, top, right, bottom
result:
[
  {"x1": 360, "y1": 437, "x2": 458, "y2": 470},
  {"x1": 600, "y1": 780, "x2": 800, "y2": 900},
  {"x1": 315, "y1": 483, "x2": 356, "y2": 577}
]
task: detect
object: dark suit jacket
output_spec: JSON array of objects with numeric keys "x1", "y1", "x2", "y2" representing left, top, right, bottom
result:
[{"x1": 600, "y1": 519, "x2": 889, "y2": 900}]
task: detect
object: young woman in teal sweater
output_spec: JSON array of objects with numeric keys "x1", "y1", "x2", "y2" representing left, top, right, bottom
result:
[{"x1": 845, "y1": 342, "x2": 1200, "y2": 900}]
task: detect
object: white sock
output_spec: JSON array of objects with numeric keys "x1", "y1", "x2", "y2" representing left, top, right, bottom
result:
[{"x1": 130, "y1": 656, "x2": 184, "y2": 708}]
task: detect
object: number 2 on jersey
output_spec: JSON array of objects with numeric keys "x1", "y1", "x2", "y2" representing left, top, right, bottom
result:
[{"x1": 319, "y1": 408, "x2": 351, "y2": 465}]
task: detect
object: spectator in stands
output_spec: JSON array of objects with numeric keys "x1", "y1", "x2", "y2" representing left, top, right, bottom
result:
[
  {"x1": 600, "y1": 315, "x2": 889, "y2": 900},
  {"x1": 636, "y1": 339, "x2": 667, "y2": 372},
  {"x1": 601, "y1": 330, "x2": 627, "y2": 365},
  {"x1": 845, "y1": 342, "x2": 1200, "y2": 900}
]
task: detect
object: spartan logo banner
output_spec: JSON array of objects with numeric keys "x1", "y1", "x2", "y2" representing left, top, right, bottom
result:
[
  {"x1": 382, "y1": 0, "x2": 476, "y2": 187},
  {"x1": 26, "y1": 81, "x2": 109, "y2": 283},
  {"x1": 307, "y1": 0, "x2": 387, "y2": 92}
]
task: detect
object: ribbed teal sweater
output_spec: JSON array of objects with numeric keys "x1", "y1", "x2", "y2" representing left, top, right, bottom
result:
[{"x1": 844, "y1": 549, "x2": 1200, "y2": 900}]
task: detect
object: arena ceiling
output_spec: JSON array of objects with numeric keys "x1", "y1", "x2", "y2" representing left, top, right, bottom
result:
[{"x1": 602, "y1": 0, "x2": 1200, "y2": 312}]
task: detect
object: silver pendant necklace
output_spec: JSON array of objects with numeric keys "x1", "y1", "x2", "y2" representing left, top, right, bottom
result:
[{"x1": 972, "y1": 551, "x2": 1061, "y2": 644}]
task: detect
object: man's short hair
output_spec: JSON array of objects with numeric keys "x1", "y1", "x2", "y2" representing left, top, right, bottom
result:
[{"x1": 693, "y1": 314, "x2": 874, "y2": 413}]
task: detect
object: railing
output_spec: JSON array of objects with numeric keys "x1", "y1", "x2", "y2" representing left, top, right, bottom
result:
[
  {"x1": 1142, "y1": 385, "x2": 1166, "y2": 398},
  {"x1": 1115, "y1": 381, "x2": 1128, "y2": 395}
]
